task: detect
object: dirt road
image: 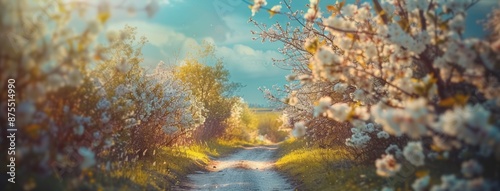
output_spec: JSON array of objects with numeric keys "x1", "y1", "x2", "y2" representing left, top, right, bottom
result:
[{"x1": 178, "y1": 145, "x2": 294, "y2": 191}]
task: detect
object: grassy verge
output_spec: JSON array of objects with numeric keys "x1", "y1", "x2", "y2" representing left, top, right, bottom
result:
[
  {"x1": 97, "y1": 139, "x2": 249, "y2": 190},
  {"x1": 20, "y1": 139, "x2": 243, "y2": 191},
  {"x1": 98, "y1": 140, "x2": 242, "y2": 190},
  {"x1": 275, "y1": 138, "x2": 385, "y2": 191}
]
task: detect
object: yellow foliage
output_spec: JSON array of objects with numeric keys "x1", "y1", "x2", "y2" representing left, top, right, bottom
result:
[
  {"x1": 326, "y1": 0, "x2": 345, "y2": 16},
  {"x1": 415, "y1": 169, "x2": 430, "y2": 178},
  {"x1": 397, "y1": 18, "x2": 411, "y2": 33},
  {"x1": 305, "y1": 38, "x2": 319, "y2": 54},
  {"x1": 346, "y1": 33, "x2": 357, "y2": 41},
  {"x1": 430, "y1": 144, "x2": 445, "y2": 152},
  {"x1": 25, "y1": 124, "x2": 41, "y2": 139},
  {"x1": 355, "y1": 54, "x2": 366, "y2": 68},
  {"x1": 58, "y1": 2, "x2": 66, "y2": 13},
  {"x1": 438, "y1": 94, "x2": 469, "y2": 107},
  {"x1": 268, "y1": 10, "x2": 277, "y2": 18},
  {"x1": 97, "y1": 11, "x2": 110, "y2": 24},
  {"x1": 308, "y1": 61, "x2": 315, "y2": 70},
  {"x1": 413, "y1": 75, "x2": 438, "y2": 97}
]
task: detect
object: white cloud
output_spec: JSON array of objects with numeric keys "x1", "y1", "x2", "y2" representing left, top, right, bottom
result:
[
  {"x1": 107, "y1": 20, "x2": 201, "y2": 58},
  {"x1": 217, "y1": 44, "x2": 285, "y2": 78},
  {"x1": 220, "y1": 16, "x2": 256, "y2": 45},
  {"x1": 107, "y1": 20, "x2": 286, "y2": 78}
]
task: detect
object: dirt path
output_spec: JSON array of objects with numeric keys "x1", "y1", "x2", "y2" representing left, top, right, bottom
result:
[{"x1": 177, "y1": 145, "x2": 294, "y2": 191}]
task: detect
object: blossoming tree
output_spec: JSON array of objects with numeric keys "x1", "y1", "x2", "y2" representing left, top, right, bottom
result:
[
  {"x1": 251, "y1": 0, "x2": 500, "y2": 189},
  {"x1": 0, "y1": 0, "x2": 209, "y2": 189}
]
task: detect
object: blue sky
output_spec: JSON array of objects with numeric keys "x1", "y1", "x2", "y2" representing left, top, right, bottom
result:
[
  {"x1": 103, "y1": 0, "x2": 498, "y2": 106},
  {"x1": 105, "y1": 0, "x2": 290, "y2": 106}
]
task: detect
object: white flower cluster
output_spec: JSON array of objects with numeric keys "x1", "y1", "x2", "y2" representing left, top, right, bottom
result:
[
  {"x1": 96, "y1": 98, "x2": 111, "y2": 110},
  {"x1": 385, "y1": 23, "x2": 426, "y2": 55},
  {"x1": 351, "y1": 89, "x2": 374, "y2": 105},
  {"x1": 461, "y1": 159, "x2": 483, "y2": 178},
  {"x1": 345, "y1": 127, "x2": 371, "y2": 148},
  {"x1": 412, "y1": 175, "x2": 430, "y2": 191},
  {"x1": 293, "y1": 121, "x2": 307, "y2": 137},
  {"x1": 288, "y1": 90, "x2": 299, "y2": 106},
  {"x1": 150, "y1": 62, "x2": 206, "y2": 132},
  {"x1": 346, "y1": 123, "x2": 376, "y2": 148},
  {"x1": 313, "y1": 96, "x2": 332, "y2": 117},
  {"x1": 385, "y1": 144, "x2": 402, "y2": 158},
  {"x1": 251, "y1": 0, "x2": 267, "y2": 16},
  {"x1": 375, "y1": 154, "x2": 401, "y2": 177},
  {"x1": 115, "y1": 84, "x2": 131, "y2": 96},
  {"x1": 270, "y1": 5, "x2": 282, "y2": 13},
  {"x1": 377, "y1": 131, "x2": 390, "y2": 139},
  {"x1": 433, "y1": 104, "x2": 500, "y2": 156},
  {"x1": 403, "y1": 141, "x2": 425, "y2": 166},
  {"x1": 304, "y1": 0, "x2": 321, "y2": 21},
  {"x1": 372, "y1": 98, "x2": 433, "y2": 139},
  {"x1": 310, "y1": 46, "x2": 344, "y2": 82},
  {"x1": 312, "y1": 95, "x2": 359, "y2": 122},
  {"x1": 251, "y1": 0, "x2": 500, "y2": 188},
  {"x1": 430, "y1": 175, "x2": 496, "y2": 191},
  {"x1": 78, "y1": 147, "x2": 96, "y2": 169}
]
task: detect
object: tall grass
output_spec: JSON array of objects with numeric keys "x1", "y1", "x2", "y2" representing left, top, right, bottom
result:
[{"x1": 275, "y1": 139, "x2": 385, "y2": 191}]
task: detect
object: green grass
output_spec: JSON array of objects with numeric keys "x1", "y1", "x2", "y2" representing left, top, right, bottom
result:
[
  {"x1": 275, "y1": 138, "x2": 385, "y2": 191},
  {"x1": 275, "y1": 139, "x2": 482, "y2": 191},
  {"x1": 13, "y1": 139, "x2": 243, "y2": 191},
  {"x1": 93, "y1": 139, "x2": 245, "y2": 190}
]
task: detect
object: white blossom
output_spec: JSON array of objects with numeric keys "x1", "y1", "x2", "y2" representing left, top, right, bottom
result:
[
  {"x1": 433, "y1": 104, "x2": 493, "y2": 145},
  {"x1": 327, "y1": 103, "x2": 350, "y2": 122},
  {"x1": 412, "y1": 175, "x2": 430, "y2": 191},
  {"x1": 375, "y1": 154, "x2": 401, "y2": 177},
  {"x1": 315, "y1": 47, "x2": 342, "y2": 66},
  {"x1": 334, "y1": 83, "x2": 348, "y2": 92},
  {"x1": 403, "y1": 141, "x2": 425, "y2": 166},
  {"x1": 78, "y1": 147, "x2": 96, "y2": 169},
  {"x1": 461, "y1": 160, "x2": 483, "y2": 178},
  {"x1": 377, "y1": 131, "x2": 390, "y2": 139},
  {"x1": 251, "y1": 0, "x2": 267, "y2": 16},
  {"x1": 314, "y1": 96, "x2": 332, "y2": 117},
  {"x1": 96, "y1": 98, "x2": 111, "y2": 110},
  {"x1": 304, "y1": 4, "x2": 321, "y2": 21},
  {"x1": 430, "y1": 175, "x2": 466, "y2": 191},
  {"x1": 371, "y1": 98, "x2": 432, "y2": 138},
  {"x1": 342, "y1": 4, "x2": 358, "y2": 18},
  {"x1": 293, "y1": 121, "x2": 307, "y2": 137},
  {"x1": 100, "y1": 112, "x2": 110, "y2": 123},
  {"x1": 385, "y1": 144, "x2": 403, "y2": 158},
  {"x1": 115, "y1": 84, "x2": 130, "y2": 96},
  {"x1": 270, "y1": 5, "x2": 282, "y2": 13}
]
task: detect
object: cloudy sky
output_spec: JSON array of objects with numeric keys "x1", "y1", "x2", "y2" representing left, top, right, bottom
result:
[{"x1": 102, "y1": 0, "x2": 497, "y2": 106}]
